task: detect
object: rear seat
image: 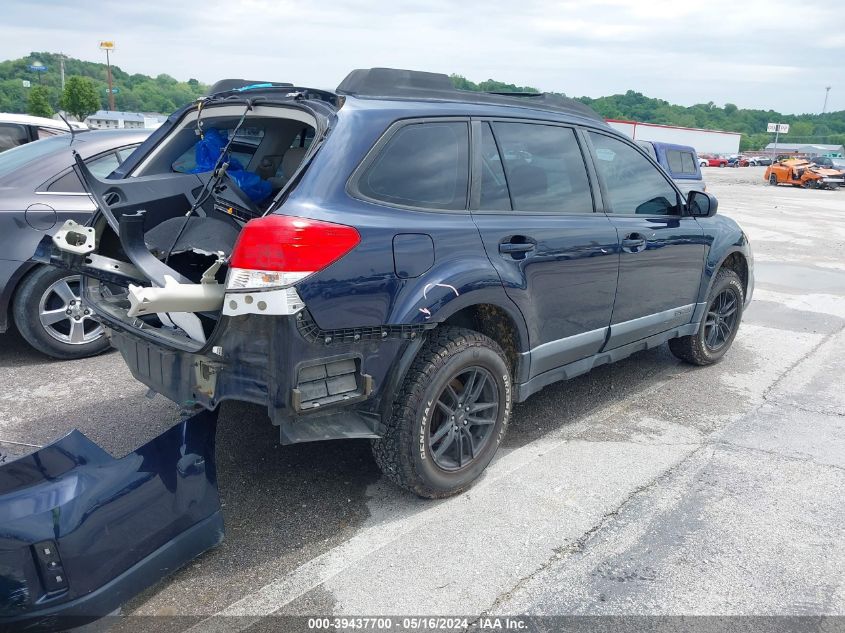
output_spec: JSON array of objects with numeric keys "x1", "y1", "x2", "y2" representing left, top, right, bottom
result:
[{"x1": 268, "y1": 147, "x2": 307, "y2": 189}]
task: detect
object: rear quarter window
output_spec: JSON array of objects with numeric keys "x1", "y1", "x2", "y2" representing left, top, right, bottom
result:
[{"x1": 356, "y1": 121, "x2": 469, "y2": 210}]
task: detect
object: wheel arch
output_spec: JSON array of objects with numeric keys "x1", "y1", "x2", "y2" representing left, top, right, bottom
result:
[
  {"x1": 371, "y1": 297, "x2": 530, "y2": 427},
  {"x1": 0, "y1": 260, "x2": 39, "y2": 333},
  {"x1": 439, "y1": 302, "x2": 528, "y2": 382},
  {"x1": 701, "y1": 246, "x2": 751, "y2": 308}
]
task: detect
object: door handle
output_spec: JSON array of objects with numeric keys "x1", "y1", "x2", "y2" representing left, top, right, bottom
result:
[
  {"x1": 621, "y1": 233, "x2": 647, "y2": 253},
  {"x1": 499, "y1": 242, "x2": 535, "y2": 254}
]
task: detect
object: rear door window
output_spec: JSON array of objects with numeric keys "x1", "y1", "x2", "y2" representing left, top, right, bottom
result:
[
  {"x1": 490, "y1": 122, "x2": 592, "y2": 214},
  {"x1": 357, "y1": 121, "x2": 469, "y2": 210},
  {"x1": 478, "y1": 122, "x2": 511, "y2": 211}
]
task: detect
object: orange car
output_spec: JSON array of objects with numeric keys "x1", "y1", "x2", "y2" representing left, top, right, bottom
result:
[{"x1": 765, "y1": 158, "x2": 845, "y2": 190}]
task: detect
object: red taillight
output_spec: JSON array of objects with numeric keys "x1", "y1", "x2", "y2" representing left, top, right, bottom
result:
[{"x1": 229, "y1": 214, "x2": 360, "y2": 273}]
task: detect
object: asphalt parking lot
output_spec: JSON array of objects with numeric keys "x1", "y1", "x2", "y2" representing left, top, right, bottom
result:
[{"x1": 1, "y1": 166, "x2": 844, "y2": 629}]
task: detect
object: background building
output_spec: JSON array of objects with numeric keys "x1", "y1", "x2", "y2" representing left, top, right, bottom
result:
[
  {"x1": 762, "y1": 143, "x2": 844, "y2": 157},
  {"x1": 607, "y1": 119, "x2": 741, "y2": 155},
  {"x1": 85, "y1": 110, "x2": 167, "y2": 130}
]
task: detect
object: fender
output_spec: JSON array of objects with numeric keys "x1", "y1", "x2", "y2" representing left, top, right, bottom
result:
[
  {"x1": 386, "y1": 254, "x2": 530, "y2": 350},
  {"x1": 695, "y1": 214, "x2": 753, "y2": 307},
  {"x1": 0, "y1": 261, "x2": 37, "y2": 333}
]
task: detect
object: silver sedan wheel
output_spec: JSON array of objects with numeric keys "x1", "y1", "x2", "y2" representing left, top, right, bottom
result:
[{"x1": 38, "y1": 275, "x2": 104, "y2": 345}]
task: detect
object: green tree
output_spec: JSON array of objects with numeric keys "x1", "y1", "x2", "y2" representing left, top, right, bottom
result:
[
  {"x1": 60, "y1": 76, "x2": 101, "y2": 121},
  {"x1": 27, "y1": 85, "x2": 53, "y2": 117}
]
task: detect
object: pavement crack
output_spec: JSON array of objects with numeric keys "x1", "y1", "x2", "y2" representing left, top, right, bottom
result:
[
  {"x1": 714, "y1": 440, "x2": 845, "y2": 473},
  {"x1": 761, "y1": 396, "x2": 845, "y2": 418},
  {"x1": 476, "y1": 443, "x2": 710, "y2": 623}
]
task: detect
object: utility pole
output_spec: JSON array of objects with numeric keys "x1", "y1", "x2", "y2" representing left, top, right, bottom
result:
[
  {"x1": 99, "y1": 41, "x2": 116, "y2": 111},
  {"x1": 822, "y1": 86, "x2": 831, "y2": 114},
  {"x1": 59, "y1": 53, "x2": 66, "y2": 92}
]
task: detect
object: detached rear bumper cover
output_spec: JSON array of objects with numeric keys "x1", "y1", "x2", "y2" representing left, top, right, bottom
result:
[{"x1": 0, "y1": 409, "x2": 222, "y2": 631}]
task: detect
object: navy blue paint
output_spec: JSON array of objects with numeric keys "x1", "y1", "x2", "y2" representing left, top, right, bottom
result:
[
  {"x1": 0, "y1": 409, "x2": 221, "y2": 629},
  {"x1": 471, "y1": 213, "x2": 619, "y2": 363},
  {"x1": 392, "y1": 233, "x2": 435, "y2": 279},
  {"x1": 603, "y1": 215, "x2": 707, "y2": 347}
]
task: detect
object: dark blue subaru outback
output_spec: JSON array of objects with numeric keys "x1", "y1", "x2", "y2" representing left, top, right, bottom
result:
[{"x1": 3, "y1": 68, "x2": 752, "y2": 627}]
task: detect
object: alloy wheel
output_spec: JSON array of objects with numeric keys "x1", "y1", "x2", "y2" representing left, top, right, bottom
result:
[
  {"x1": 38, "y1": 275, "x2": 104, "y2": 345},
  {"x1": 704, "y1": 289, "x2": 739, "y2": 352},
  {"x1": 427, "y1": 366, "x2": 499, "y2": 471}
]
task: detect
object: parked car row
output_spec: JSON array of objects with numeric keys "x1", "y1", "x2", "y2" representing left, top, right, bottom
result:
[{"x1": 698, "y1": 154, "x2": 728, "y2": 168}]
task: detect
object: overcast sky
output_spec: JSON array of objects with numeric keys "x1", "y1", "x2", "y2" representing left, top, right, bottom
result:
[{"x1": 3, "y1": 0, "x2": 842, "y2": 114}]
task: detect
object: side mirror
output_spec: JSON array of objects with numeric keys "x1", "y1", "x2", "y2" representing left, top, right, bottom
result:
[{"x1": 687, "y1": 190, "x2": 718, "y2": 218}]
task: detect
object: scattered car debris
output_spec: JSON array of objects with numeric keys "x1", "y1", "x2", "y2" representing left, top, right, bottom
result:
[{"x1": 0, "y1": 409, "x2": 221, "y2": 631}]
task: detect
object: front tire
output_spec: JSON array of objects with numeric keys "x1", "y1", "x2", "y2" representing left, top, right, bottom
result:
[
  {"x1": 12, "y1": 266, "x2": 110, "y2": 360},
  {"x1": 669, "y1": 269, "x2": 744, "y2": 366},
  {"x1": 769, "y1": 174, "x2": 778, "y2": 186},
  {"x1": 372, "y1": 327, "x2": 512, "y2": 498}
]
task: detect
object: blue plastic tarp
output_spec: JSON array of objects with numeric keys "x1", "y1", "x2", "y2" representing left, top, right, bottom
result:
[{"x1": 188, "y1": 128, "x2": 271, "y2": 203}]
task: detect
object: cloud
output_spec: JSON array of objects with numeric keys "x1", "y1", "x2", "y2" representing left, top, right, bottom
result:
[{"x1": 1, "y1": 0, "x2": 840, "y2": 113}]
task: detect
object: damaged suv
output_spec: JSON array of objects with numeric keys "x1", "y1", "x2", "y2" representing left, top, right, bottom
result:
[
  {"x1": 2, "y1": 68, "x2": 754, "y2": 628},
  {"x1": 44, "y1": 68, "x2": 753, "y2": 498}
]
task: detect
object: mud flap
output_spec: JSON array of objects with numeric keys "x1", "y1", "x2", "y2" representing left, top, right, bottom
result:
[{"x1": 0, "y1": 408, "x2": 222, "y2": 631}]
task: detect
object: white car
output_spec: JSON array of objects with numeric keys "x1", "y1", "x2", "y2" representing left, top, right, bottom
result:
[
  {"x1": 0, "y1": 113, "x2": 87, "y2": 153},
  {"x1": 698, "y1": 157, "x2": 708, "y2": 167}
]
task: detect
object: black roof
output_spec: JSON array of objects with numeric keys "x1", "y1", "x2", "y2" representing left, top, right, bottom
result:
[{"x1": 336, "y1": 68, "x2": 604, "y2": 122}]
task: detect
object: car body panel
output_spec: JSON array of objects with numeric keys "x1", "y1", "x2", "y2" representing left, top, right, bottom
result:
[
  {"x1": 471, "y1": 212, "x2": 619, "y2": 375},
  {"x1": 0, "y1": 408, "x2": 221, "y2": 631},
  {"x1": 603, "y1": 214, "x2": 707, "y2": 348}
]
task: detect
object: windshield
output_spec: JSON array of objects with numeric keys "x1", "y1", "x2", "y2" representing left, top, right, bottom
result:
[{"x1": 0, "y1": 134, "x2": 72, "y2": 180}]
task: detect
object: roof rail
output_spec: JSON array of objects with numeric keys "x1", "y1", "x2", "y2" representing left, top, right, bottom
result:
[{"x1": 336, "y1": 68, "x2": 603, "y2": 122}]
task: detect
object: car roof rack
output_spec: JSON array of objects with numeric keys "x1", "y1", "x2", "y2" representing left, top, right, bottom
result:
[{"x1": 336, "y1": 68, "x2": 603, "y2": 122}]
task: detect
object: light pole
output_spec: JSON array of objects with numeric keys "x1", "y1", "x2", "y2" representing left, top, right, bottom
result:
[
  {"x1": 99, "y1": 41, "x2": 116, "y2": 111},
  {"x1": 59, "y1": 53, "x2": 66, "y2": 93},
  {"x1": 822, "y1": 86, "x2": 831, "y2": 114}
]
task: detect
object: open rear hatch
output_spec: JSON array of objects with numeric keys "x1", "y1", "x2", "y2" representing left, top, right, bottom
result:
[{"x1": 35, "y1": 97, "x2": 330, "y2": 351}]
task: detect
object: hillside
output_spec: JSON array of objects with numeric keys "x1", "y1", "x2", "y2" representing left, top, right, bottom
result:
[
  {"x1": 452, "y1": 75, "x2": 845, "y2": 151},
  {"x1": 0, "y1": 52, "x2": 207, "y2": 117},
  {"x1": 1, "y1": 53, "x2": 842, "y2": 152}
]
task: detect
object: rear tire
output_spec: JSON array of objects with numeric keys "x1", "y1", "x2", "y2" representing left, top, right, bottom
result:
[
  {"x1": 372, "y1": 327, "x2": 512, "y2": 498},
  {"x1": 12, "y1": 266, "x2": 110, "y2": 360},
  {"x1": 669, "y1": 269, "x2": 744, "y2": 366}
]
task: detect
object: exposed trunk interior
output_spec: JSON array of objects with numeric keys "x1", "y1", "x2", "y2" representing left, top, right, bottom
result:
[{"x1": 54, "y1": 103, "x2": 320, "y2": 349}]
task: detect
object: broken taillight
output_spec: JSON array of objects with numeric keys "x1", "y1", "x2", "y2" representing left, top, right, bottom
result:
[{"x1": 227, "y1": 214, "x2": 360, "y2": 290}]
